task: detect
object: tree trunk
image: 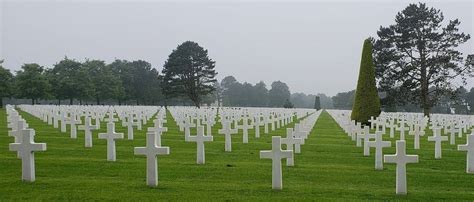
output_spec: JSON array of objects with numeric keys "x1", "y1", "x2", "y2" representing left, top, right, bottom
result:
[
  {"x1": 69, "y1": 98, "x2": 73, "y2": 105},
  {"x1": 0, "y1": 97, "x2": 3, "y2": 108},
  {"x1": 32, "y1": 98, "x2": 35, "y2": 105},
  {"x1": 96, "y1": 96, "x2": 100, "y2": 105}
]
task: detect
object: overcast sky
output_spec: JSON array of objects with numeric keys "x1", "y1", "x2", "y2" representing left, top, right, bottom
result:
[{"x1": 1, "y1": 0, "x2": 473, "y2": 96}]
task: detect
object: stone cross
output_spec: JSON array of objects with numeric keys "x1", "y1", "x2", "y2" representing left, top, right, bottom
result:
[
  {"x1": 60, "y1": 113, "x2": 68, "y2": 133},
  {"x1": 98, "y1": 122, "x2": 124, "y2": 161},
  {"x1": 413, "y1": 124, "x2": 425, "y2": 149},
  {"x1": 386, "y1": 120, "x2": 396, "y2": 138},
  {"x1": 148, "y1": 119, "x2": 168, "y2": 146},
  {"x1": 8, "y1": 119, "x2": 28, "y2": 159},
  {"x1": 428, "y1": 127, "x2": 448, "y2": 159},
  {"x1": 458, "y1": 133, "x2": 474, "y2": 173},
  {"x1": 134, "y1": 131, "x2": 170, "y2": 187},
  {"x1": 281, "y1": 128, "x2": 303, "y2": 166},
  {"x1": 384, "y1": 140, "x2": 419, "y2": 195},
  {"x1": 358, "y1": 126, "x2": 375, "y2": 156},
  {"x1": 68, "y1": 113, "x2": 78, "y2": 139},
  {"x1": 124, "y1": 114, "x2": 135, "y2": 140},
  {"x1": 218, "y1": 121, "x2": 237, "y2": 152},
  {"x1": 397, "y1": 120, "x2": 409, "y2": 140},
  {"x1": 260, "y1": 136, "x2": 293, "y2": 190},
  {"x1": 189, "y1": 126, "x2": 213, "y2": 164},
  {"x1": 254, "y1": 115, "x2": 261, "y2": 138},
  {"x1": 448, "y1": 124, "x2": 457, "y2": 145},
  {"x1": 368, "y1": 131, "x2": 391, "y2": 170},
  {"x1": 369, "y1": 116, "x2": 377, "y2": 130},
  {"x1": 238, "y1": 117, "x2": 253, "y2": 144},
  {"x1": 182, "y1": 120, "x2": 195, "y2": 142},
  {"x1": 9, "y1": 129, "x2": 47, "y2": 182},
  {"x1": 78, "y1": 116, "x2": 98, "y2": 148}
]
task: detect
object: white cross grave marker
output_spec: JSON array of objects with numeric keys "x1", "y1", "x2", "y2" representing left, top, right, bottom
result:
[
  {"x1": 368, "y1": 131, "x2": 391, "y2": 170},
  {"x1": 189, "y1": 126, "x2": 213, "y2": 164},
  {"x1": 428, "y1": 127, "x2": 448, "y2": 159},
  {"x1": 260, "y1": 136, "x2": 293, "y2": 190},
  {"x1": 384, "y1": 140, "x2": 419, "y2": 195},
  {"x1": 98, "y1": 122, "x2": 124, "y2": 161},
  {"x1": 458, "y1": 133, "x2": 474, "y2": 173},
  {"x1": 9, "y1": 129, "x2": 47, "y2": 182},
  {"x1": 134, "y1": 131, "x2": 170, "y2": 187}
]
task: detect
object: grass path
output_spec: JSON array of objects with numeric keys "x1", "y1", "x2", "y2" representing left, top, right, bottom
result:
[{"x1": 0, "y1": 109, "x2": 473, "y2": 200}]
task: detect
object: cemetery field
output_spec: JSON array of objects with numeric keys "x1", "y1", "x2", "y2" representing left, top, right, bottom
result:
[{"x1": 1, "y1": 109, "x2": 474, "y2": 200}]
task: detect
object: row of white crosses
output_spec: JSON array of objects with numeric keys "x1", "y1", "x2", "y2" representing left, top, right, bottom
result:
[
  {"x1": 6, "y1": 105, "x2": 47, "y2": 182},
  {"x1": 12, "y1": 104, "x2": 167, "y2": 186},
  {"x1": 328, "y1": 110, "x2": 474, "y2": 195},
  {"x1": 260, "y1": 110, "x2": 321, "y2": 190}
]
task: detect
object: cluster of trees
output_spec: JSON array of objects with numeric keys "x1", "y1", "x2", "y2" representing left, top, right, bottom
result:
[
  {"x1": 0, "y1": 58, "x2": 164, "y2": 105},
  {"x1": 218, "y1": 76, "x2": 291, "y2": 107},
  {"x1": 373, "y1": 3, "x2": 473, "y2": 116}
]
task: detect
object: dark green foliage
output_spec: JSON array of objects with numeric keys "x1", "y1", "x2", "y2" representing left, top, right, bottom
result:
[
  {"x1": 0, "y1": 61, "x2": 13, "y2": 107},
  {"x1": 373, "y1": 3, "x2": 472, "y2": 116},
  {"x1": 162, "y1": 41, "x2": 217, "y2": 107},
  {"x1": 351, "y1": 39, "x2": 381, "y2": 124},
  {"x1": 14, "y1": 63, "x2": 51, "y2": 104},
  {"x1": 314, "y1": 96, "x2": 321, "y2": 110},
  {"x1": 268, "y1": 81, "x2": 291, "y2": 107},
  {"x1": 283, "y1": 99, "x2": 294, "y2": 108},
  {"x1": 333, "y1": 90, "x2": 355, "y2": 110}
]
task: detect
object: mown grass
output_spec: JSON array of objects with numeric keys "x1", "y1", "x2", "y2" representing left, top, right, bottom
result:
[{"x1": 0, "y1": 109, "x2": 473, "y2": 200}]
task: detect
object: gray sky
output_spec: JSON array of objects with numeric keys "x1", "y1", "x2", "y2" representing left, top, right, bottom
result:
[{"x1": 1, "y1": 0, "x2": 473, "y2": 96}]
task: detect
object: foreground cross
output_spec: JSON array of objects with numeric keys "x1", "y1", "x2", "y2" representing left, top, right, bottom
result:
[
  {"x1": 384, "y1": 140, "x2": 419, "y2": 195},
  {"x1": 189, "y1": 126, "x2": 213, "y2": 164},
  {"x1": 458, "y1": 133, "x2": 474, "y2": 173},
  {"x1": 98, "y1": 122, "x2": 124, "y2": 161},
  {"x1": 134, "y1": 131, "x2": 170, "y2": 187},
  {"x1": 428, "y1": 127, "x2": 448, "y2": 159},
  {"x1": 368, "y1": 131, "x2": 391, "y2": 170},
  {"x1": 9, "y1": 129, "x2": 47, "y2": 182},
  {"x1": 260, "y1": 136, "x2": 293, "y2": 190}
]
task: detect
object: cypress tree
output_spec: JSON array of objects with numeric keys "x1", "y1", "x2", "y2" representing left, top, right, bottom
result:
[
  {"x1": 351, "y1": 39, "x2": 381, "y2": 124},
  {"x1": 314, "y1": 96, "x2": 321, "y2": 110}
]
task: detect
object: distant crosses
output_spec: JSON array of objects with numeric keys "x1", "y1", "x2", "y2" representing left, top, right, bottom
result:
[
  {"x1": 458, "y1": 133, "x2": 474, "y2": 173},
  {"x1": 9, "y1": 129, "x2": 47, "y2": 182},
  {"x1": 369, "y1": 116, "x2": 377, "y2": 130},
  {"x1": 427, "y1": 127, "x2": 448, "y2": 159},
  {"x1": 218, "y1": 121, "x2": 237, "y2": 152},
  {"x1": 189, "y1": 126, "x2": 213, "y2": 164},
  {"x1": 124, "y1": 114, "x2": 135, "y2": 140},
  {"x1": 98, "y1": 122, "x2": 124, "y2": 161},
  {"x1": 183, "y1": 120, "x2": 195, "y2": 142},
  {"x1": 384, "y1": 140, "x2": 419, "y2": 195},
  {"x1": 260, "y1": 136, "x2": 293, "y2": 190},
  {"x1": 78, "y1": 116, "x2": 98, "y2": 148},
  {"x1": 134, "y1": 131, "x2": 170, "y2": 187},
  {"x1": 367, "y1": 131, "x2": 391, "y2": 170},
  {"x1": 281, "y1": 128, "x2": 303, "y2": 166},
  {"x1": 412, "y1": 124, "x2": 425, "y2": 149}
]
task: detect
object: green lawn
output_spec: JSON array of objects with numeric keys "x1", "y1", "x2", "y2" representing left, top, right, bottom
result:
[{"x1": 1, "y1": 109, "x2": 473, "y2": 200}]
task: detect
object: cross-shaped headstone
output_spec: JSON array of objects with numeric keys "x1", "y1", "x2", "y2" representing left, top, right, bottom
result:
[
  {"x1": 218, "y1": 121, "x2": 237, "y2": 152},
  {"x1": 260, "y1": 136, "x2": 293, "y2": 190},
  {"x1": 413, "y1": 124, "x2": 425, "y2": 149},
  {"x1": 384, "y1": 140, "x2": 419, "y2": 195},
  {"x1": 397, "y1": 120, "x2": 409, "y2": 140},
  {"x1": 458, "y1": 133, "x2": 474, "y2": 173},
  {"x1": 148, "y1": 119, "x2": 168, "y2": 146},
  {"x1": 281, "y1": 128, "x2": 303, "y2": 166},
  {"x1": 238, "y1": 117, "x2": 253, "y2": 144},
  {"x1": 9, "y1": 129, "x2": 47, "y2": 182},
  {"x1": 98, "y1": 122, "x2": 124, "y2": 161},
  {"x1": 134, "y1": 131, "x2": 170, "y2": 187},
  {"x1": 189, "y1": 126, "x2": 213, "y2": 164},
  {"x1": 182, "y1": 120, "x2": 195, "y2": 142},
  {"x1": 78, "y1": 116, "x2": 98, "y2": 148},
  {"x1": 428, "y1": 127, "x2": 448, "y2": 159},
  {"x1": 368, "y1": 131, "x2": 391, "y2": 170},
  {"x1": 8, "y1": 119, "x2": 28, "y2": 159}
]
